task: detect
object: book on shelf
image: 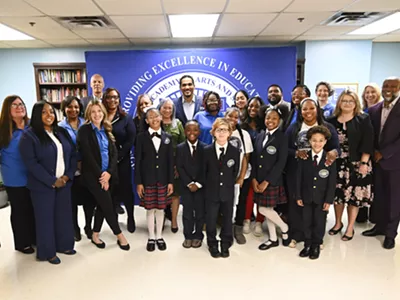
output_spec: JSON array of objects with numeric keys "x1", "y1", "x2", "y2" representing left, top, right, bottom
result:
[
  {"x1": 38, "y1": 69, "x2": 87, "y2": 84},
  {"x1": 40, "y1": 87, "x2": 88, "y2": 103}
]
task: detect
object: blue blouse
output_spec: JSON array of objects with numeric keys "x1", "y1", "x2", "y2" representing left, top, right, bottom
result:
[
  {"x1": 58, "y1": 117, "x2": 85, "y2": 145},
  {"x1": 91, "y1": 123, "x2": 109, "y2": 172},
  {"x1": 193, "y1": 111, "x2": 224, "y2": 145},
  {"x1": 321, "y1": 103, "x2": 335, "y2": 118}
]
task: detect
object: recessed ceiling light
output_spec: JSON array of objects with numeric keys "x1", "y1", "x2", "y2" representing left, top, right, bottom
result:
[
  {"x1": 348, "y1": 12, "x2": 400, "y2": 35},
  {"x1": 0, "y1": 23, "x2": 34, "y2": 41},
  {"x1": 169, "y1": 14, "x2": 219, "y2": 38}
]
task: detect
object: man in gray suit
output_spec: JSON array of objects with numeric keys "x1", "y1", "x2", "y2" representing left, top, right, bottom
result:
[{"x1": 81, "y1": 74, "x2": 105, "y2": 111}]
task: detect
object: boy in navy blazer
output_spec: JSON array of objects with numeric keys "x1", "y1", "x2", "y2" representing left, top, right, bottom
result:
[
  {"x1": 176, "y1": 120, "x2": 205, "y2": 249},
  {"x1": 296, "y1": 126, "x2": 336, "y2": 260},
  {"x1": 204, "y1": 118, "x2": 240, "y2": 258}
]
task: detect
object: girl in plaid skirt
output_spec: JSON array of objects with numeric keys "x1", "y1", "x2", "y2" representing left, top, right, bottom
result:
[{"x1": 251, "y1": 108, "x2": 290, "y2": 250}]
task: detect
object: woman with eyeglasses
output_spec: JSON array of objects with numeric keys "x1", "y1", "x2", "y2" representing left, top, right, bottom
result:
[
  {"x1": 0, "y1": 95, "x2": 36, "y2": 254},
  {"x1": 283, "y1": 84, "x2": 311, "y2": 131},
  {"x1": 194, "y1": 91, "x2": 224, "y2": 145},
  {"x1": 326, "y1": 90, "x2": 373, "y2": 241},
  {"x1": 102, "y1": 88, "x2": 137, "y2": 233}
]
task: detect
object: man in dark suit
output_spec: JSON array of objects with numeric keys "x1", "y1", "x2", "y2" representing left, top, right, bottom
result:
[
  {"x1": 363, "y1": 77, "x2": 400, "y2": 249},
  {"x1": 81, "y1": 74, "x2": 105, "y2": 111},
  {"x1": 174, "y1": 75, "x2": 202, "y2": 126}
]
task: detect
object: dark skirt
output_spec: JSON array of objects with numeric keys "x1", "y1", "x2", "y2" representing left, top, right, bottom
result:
[
  {"x1": 254, "y1": 185, "x2": 287, "y2": 208},
  {"x1": 140, "y1": 183, "x2": 172, "y2": 210}
]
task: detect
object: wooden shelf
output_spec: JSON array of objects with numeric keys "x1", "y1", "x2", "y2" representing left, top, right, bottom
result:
[{"x1": 39, "y1": 82, "x2": 87, "y2": 86}]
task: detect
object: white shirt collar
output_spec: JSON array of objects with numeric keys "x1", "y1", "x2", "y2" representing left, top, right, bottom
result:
[
  {"x1": 215, "y1": 142, "x2": 228, "y2": 153},
  {"x1": 311, "y1": 150, "x2": 323, "y2": 163},
  {"x1": 148, "y1": 127, "x2": 162, "y2": 135},
  {"x1": 266, "y1": 127, "x2": 278, "y2": 136},
  {"x1": 182, "y1": 95, "x2": 196, "y2": 104},
  {"x1": 187, "y1": 140, "x2": 198, "y2": 147}
]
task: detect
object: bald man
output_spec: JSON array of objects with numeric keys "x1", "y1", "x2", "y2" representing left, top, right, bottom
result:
[
  {"x1": 81, "y1": 74, "x2": 105, "y2": 110},
  {"x1": 363, "y1": 77, "x2": 400, "y2": 249}
]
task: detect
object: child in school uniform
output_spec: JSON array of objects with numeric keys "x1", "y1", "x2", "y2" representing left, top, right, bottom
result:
[
  {"x1": 252, "y1": 108, "x2": 290, "y2": 250},
  {"x1": 176, "y1": 120, "x2": 206, "y2": 249},
  {"x1": 135, "y1": 108, "x2": 174, "y2": 252},
  {"x1": 296, "y1": 125, "x2": 336, "y2": 260},
  {"x1": 204, "y1": 118, "x2": 240, "y2": 258}
]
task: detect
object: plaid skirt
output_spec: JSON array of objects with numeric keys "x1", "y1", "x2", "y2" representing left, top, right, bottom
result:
[
  {"x1": 140, "y1": 183, "x2": 172, "y2": 210},
  {"x1": 254, "y1": 185, "x2": 287, "y2": 208}
]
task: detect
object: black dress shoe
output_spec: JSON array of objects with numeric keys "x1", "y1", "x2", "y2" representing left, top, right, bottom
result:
[
  {"x1": 91, "y1": 239, "x2": 106, "y2": 249},
  {"x1": 259, "y1": 240, "x2": 279, "y2": 250},
  {"x1": 309, "y1": 246, "x2": 320, "y2": 260},
  {"x1": 362, "y1": 226, "x2": 384, "y2": 237},
  {"x1": 156, "y1": 238, "x2": 167, "y2": 251},
  {"x1": 84, "y1": 226, "x2": 93, "y2": 240},
  {"x1": 18, "y1": 246, "x2": 35, "y2": 254},
  {"x1": 146, "y1": 239, "x2": 156, "y2": 252},
  {"x1": 383, "y1": 237, "x2": 395, "y2": 249},
  {"x1": 63, "y1": 250, "x2": 77, "y2": 255},
  {"x1": 74, "y1": 229, "x2": 82, "y2": 242},
  {"x1": 209, "y1": 245, "x2": 221, "y2": 258},
  {"x1": 117, "y1": 240, "x2": 130, "y2": 251},
  {"x1": 221, "y1": 246, "x2": 230, "y2": 258},
  {"x1": 127, "y1": 219, "x2": 136, "y2": 233},
  {"x1": 299, "y1": 246, "x2": 311, "y2": 257},
  {"x1": 171, "y1": 227, "x2": 179, "y2": 233}
]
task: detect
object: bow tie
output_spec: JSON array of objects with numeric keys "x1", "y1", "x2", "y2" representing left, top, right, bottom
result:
[{"x1": 151, "y1": 132, "x2": 161, "y2": 139}]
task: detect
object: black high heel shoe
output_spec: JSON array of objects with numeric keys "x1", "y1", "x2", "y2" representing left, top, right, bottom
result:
[
  {"x1": 342, "y1": 230, "x2": 355, "y2": 241},
  {"x1": 328, "y1": 223, "x2": 344, "y2": 235},
  {"x1": 171, "y1": 227, "x2": 179, "y2": 233}
]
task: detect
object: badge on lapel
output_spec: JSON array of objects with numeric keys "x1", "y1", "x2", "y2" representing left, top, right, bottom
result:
[
  {"x1": 319, "y1": 169, "x2": 329, "y2": 178},
  {"x1": 267, "y1": 146, "x2": 277, "y2": 155},
  {"x1": 164, "y1": 137, "x2": 170, "y2": 145},
  {"x1": 227, "y1": 159, "x2": 235, "y2": 168}
]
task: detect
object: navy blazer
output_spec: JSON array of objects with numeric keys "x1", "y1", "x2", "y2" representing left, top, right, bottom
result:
[
  {"x1": 135, "y1": 130, "x2": 174, "y2": 186},
  {"x1": 327, "y1": 114, "x2": 374, "y2": 161},
  {"x1": 19, "y1": 127, "x2": 77, "y2": 192},
  {"x1": 204, "y1": 143, "x2": 240, "y2": 203},
  {"x1": 176, "y1": 141, "x2": 206, "y2": 193},
  {"x1": 369, "y1": 100, "x2": 400, "y2": 170},
  {"x1": 296, "y1": 151, "x2": 336, "y2": 205},
  {"x1": 174, "y1": 95, "x2": 202, "y2": 125},
  {"x1": 251, "y1": 129, "x2": 288, "y2": 186},
  {"x1": 77, "y1": 123, "x2": 118, "y2": 187},
  {"x1": 111, "y1": 112, "x2": 136, "y2": 163}
]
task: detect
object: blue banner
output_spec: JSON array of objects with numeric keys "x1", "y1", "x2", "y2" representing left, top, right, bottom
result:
[{"x1": 85, "y1": 47, "x2": 297, "y2": 114}]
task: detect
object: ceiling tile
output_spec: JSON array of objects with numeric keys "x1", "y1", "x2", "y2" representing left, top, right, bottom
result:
[
  {"x1": 344, "y1": 0, "x2": 400, "y2": 12},
  {"x1": 0, "y1": 16, "x2": 80, "y2": 39},
  {"x1": 373, "y1": 35, "x2": 400, "y2": 42},
  {"x1": 285, "y1": 0, "x2": 356, "y2": 12},
  {"x1": 72, "y1": 28, "x2": 125, "y2": 39},
  {"x1": 0, "y1": 42, "x2": 13, "y2": 48},
  {"x1": 171, "y1": 38, "x2": 212, "y2": 45},
  {"x1": 212, "y1": 36, "x2": 254, "y2": 44},
  {"x1": 226, "y1": 0, "x2": 292, "y2": 13},
  {"x1": 163, "y1": 0, "x2": 226, "y2": 14},
  {"x1": 294, "y1": 35, "x2": 339, "y2": 41},
  {"x1": 294, "y1": 34, "x2": 377, "y2": 41},
  {"x1": 2, "y1": 39, "x2": 53, "y2": 48},
  {"x1": 260, "y1": 12, "x2": 334, "y2": 35},
  {"x1": 130, "y1": 38, "x2": 171, "y2": 45},
  {"x1": 87, "y1": 38, "x2": 132, "y2": 45},
  {"x1": 217, "y1": 13, "x2": 277, "y2": 36},
  {"x1": 45, "y1": 39, "x2": 92, "y2": 46},
  {"x1": 334, "y1": 34, "x2": 378, "y2": 40},
  {"x1": 0, "y1": 0, "x2": 44, "y2": 17},
  {"x1": 303, "y1": 25, "x2": 362, "y2": 35},
  {"x1": 24, "y1": 0, "x2": 103, "y2": 16},
  {"x1": 111, "y1": 15, "x2": 169, "y2": 38},
  {"x1": 95, "y1": 0, "x2": 163, "y2": 15},
  {"x1": 253, "y1": 35, "x2": 298, "y2": 42},
  {"x1": 388, "y1": 29, "x2": 400, "y2": 35}
]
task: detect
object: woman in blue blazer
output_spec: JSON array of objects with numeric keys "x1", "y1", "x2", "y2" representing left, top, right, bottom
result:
[{"x1": 19, "y1": 101, "x2": 77, "y2": 264}]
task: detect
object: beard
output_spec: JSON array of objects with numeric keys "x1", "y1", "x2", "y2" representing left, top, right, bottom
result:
[
  {"x1": 268, "y1": 95, "x2": 282, "y2": 105},
  {"x1": 384, "y1": 92, "x2": 400, "y2": 102}
]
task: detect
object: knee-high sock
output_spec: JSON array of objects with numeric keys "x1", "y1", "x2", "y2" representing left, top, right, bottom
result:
[
  {"x1": 147, "y1": 209, "x2": 156, "y2": 239},
  {"x1": 266, "y1": 218, "x2": 277, "y2": 241},
  {"x1": 155, "y1": 209, "x2": 165, "y2": 240},
  {"x1": 259, "y1": 207, "x2": 289, "y2": 239}
]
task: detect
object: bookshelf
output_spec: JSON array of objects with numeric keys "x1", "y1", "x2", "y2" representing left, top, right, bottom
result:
[{"x1": 33, "y1": 63, "x2": 88, "y2": 105}]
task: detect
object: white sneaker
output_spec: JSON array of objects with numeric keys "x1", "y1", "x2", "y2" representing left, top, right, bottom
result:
[
  {"x1": 253, "y1": 222, "x2": 263, "y2": 237},
  {"x1": 243, "y1": 220, "x2": 251, "y2": 234}
]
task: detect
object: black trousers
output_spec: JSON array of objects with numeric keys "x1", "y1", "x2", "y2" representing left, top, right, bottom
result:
[
  {"x1": 286, "y1": 172, "x2": 305, "y2": 242},
  {"x1": 114, "y1": 158, "x2": 135, "y2": 222},
  {"x1": 5, "y1": 186, "x2": 36, "y2": 250},
  {"x1": 182, "y1": 190, "x2": 205, "y2": 240},
  {"x1": 88, "y1": 183, "x2": 122, "y2": 235},
  {"x1": 206, "y1": 199, "x2": 234, "y2": 248},
  {"x1": 302, "y1": 202, "x2": 327, "y2": 247},
  {"x1": 234, "y1": 178, "x2": 251, "y2": 226},
  {"x1": 71, "y1": 176, "x2": 95, "y2": 231},
  {"x1": 372, "y1": 165, "x2": 400, "y2": 239}
]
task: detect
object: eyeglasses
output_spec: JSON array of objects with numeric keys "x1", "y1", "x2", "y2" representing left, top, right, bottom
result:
[
  {"x1": 106, "y1": 95, "x2": 119, "y2": 101},
  {"x1": 11, "y1": 103, "x2": 24, "y2": 109},
  {"x1": 215, "y1": 128, "x2": 229, "y2": 133},
  {"x1": 342, "y1": 100, "x2": 355, "y2": 104}
]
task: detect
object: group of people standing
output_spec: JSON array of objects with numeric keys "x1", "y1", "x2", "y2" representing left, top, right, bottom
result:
[{"x1": 0, "y1": 73, "x2": 399, "y2": 263}]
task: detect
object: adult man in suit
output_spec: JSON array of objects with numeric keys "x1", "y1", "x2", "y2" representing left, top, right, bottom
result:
[
  {"x1": 267, "y1": 84, "x2": 290, "y2": 124},
  {"x1": 81, "y1": 74, "x2": 105, "y2": 111},
  {"x1": 174, "y1": 75, "x2": 202, "y2": 126},
  {"x1": 363, "y1": 77, "x2": 400, "y2": 249}
]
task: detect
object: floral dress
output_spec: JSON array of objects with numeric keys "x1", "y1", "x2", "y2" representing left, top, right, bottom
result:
[{"x1": 335, "y1": 122, "x2": 373, "y2": 207}]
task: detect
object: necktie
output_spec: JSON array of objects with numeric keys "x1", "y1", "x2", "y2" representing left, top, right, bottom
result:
[
  {"x1": 192, "y1": 145, "x2": 196, "y2": 158},
  {"x1": 384, "y1": 100, "x2": 392, "y2": 109},
  {"x1": 151, "y1": 132, "x2": 161, "y2": 139},
  {"x1": 219, "y1": 147, "x2": 225, "y2": 167},
  {"x1": 313, "y1": 155, "x2": 318, "y2": 167}
]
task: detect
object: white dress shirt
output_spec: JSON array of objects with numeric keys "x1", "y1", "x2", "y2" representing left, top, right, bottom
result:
[
  {"x1": 46, "y1": 131, "x2": 65, "y2": 178},
  {"x1": 262, "y1": 127, "x2": 279, "y2": 148},
  {"x1": 187, "y1": 140, "x2": 202, "y2": 189},
  {"x1": 182, "y1": 96, "x2": 196, "y2": 121},
  {"x1": 148, "y1": 128, "x2": 162, "y2": 152},
  {"x1": 215, "y1": 142, "x2": 228, "y2": 159},
  {"x1": 311, "y1": 150, "x2": 323, "y2": 165},
  {"x1": 381, "y1": 95, "x2": 400, "y2": 132}
]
